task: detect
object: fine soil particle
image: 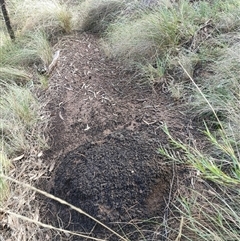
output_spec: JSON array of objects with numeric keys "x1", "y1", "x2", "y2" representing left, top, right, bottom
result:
[{"x1": 39, "y1": 32, "x2": 191, "y2": 240}]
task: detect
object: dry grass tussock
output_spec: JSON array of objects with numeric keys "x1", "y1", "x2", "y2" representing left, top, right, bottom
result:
[
  {"x1": 102, "y1": 0, "x2": 240, "y2": 83},
  {"x1": 9, "y1": 0, "x2": 73, "y2": 36},
  {"x1": 75, "y1": 0, "x2": 128, "y2": 34},
  {"x1": 0, "y1": 32, "x2": 54, "y2": 86},
  {"x1": 74, "y1": 0, "x2": 164, "y2": 34},
  {"x1": 0, "y1": 67, "x2": 31, "y2": 83},
  {"x1": 0, "y1": 85, "x2": 50, "y2": 240},
  {"x1": 103, "y1": 0, "x2": 198, "y2": 65},
  {"x1": 0, "y1": 84, "x2": 47, "y2": 155},
  {"x1": 189, "y1": 37, "x2": 240, "y2": 137}
]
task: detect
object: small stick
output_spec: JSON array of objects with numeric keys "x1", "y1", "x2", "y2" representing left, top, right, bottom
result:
[
  {"x1": 47, "y1": 50, "x2": 61, "y2": 76},
  {"x1": 0, "y1": 0, "x2": 15, "y2": 41}
]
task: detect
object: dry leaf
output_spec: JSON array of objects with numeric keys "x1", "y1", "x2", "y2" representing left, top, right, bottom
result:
[
  {"x1": 49, "y1": 162, "x2": 55, "y2": 172},
  {"x1": 12, "y1": 154, "x2": 24, "y2": 161},
  {"x1": 84, "y1": 124, "x2": 90, "y2": 131}
]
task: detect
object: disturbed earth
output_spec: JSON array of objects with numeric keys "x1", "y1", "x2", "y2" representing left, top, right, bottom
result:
[{"x1": 39, "y1": 32, "x2": 192, "y2": 240}]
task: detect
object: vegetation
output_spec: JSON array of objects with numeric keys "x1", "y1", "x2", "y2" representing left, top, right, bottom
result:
[
  {"x1": 159, "y1": 122, "x2": 240, "y2": 240},
  {"x1": 1, "y1": 0, "x2": 240, "y2": 240},
  {"x1": 77, "y1": 0, "x2": 125, "y2": 34},
  {"x1": 0, "y1": 0, "x2": 74, "y2": 240},
  {"x1": 101, "y1": 0, "x2": 240, "y2": 240},
  {"x1": 9, "y1": 0, "x2": 73, "y2": 35},
  {"x1": 0, "y1": 0, "x2": 74, "y2": 155}
]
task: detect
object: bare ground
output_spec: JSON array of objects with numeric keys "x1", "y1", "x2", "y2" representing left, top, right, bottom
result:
[{"x1": 38, "y1": 32, "x2": 196, "y2": 240}]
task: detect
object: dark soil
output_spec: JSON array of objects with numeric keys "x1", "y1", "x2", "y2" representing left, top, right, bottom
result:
[
  {"x1": 39, "y1": 32, "x2": 193, "y2": 240},
  {"x1": 47, "y1": 130, "x2": 172, "y2": 240}
]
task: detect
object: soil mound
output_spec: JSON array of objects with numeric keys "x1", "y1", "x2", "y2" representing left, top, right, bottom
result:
[{"x1": 49, "y1": 129, "x2": 171, "y2": 239}]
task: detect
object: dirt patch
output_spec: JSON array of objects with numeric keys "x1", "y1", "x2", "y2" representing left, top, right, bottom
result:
[
  {"x1": 46, "y1": 130, "x2": 172, "y2": 240},
  {"x1": 39, "y1": 32, "x2": 190, "y2": 240}
]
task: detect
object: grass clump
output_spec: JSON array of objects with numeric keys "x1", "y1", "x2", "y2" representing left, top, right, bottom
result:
[
  {"x1": 78, "y1": 0, "x2": 125, "y2": 34},
  {"x1": 0, "y1": 31, "x2": 52, "y2": 67},
  {"x1": 0, "y1": 82, "x2": 49, "y2": 240},
  {"x1": 0, "y1": 31, "x2": 53, "y2": 86},
  {"x1": 160, "y1": 123, "x2": 240, "y2": 240},
  {"x1": 103, "y1": 0, "x2": 240, "y2": 84},
  {"x1": 0, "y1": 37, "x2": 37, "y2": 67},
  {"x1": 160, "y1": 124, "x2": 240, "y2": 186},
  {"x1": 0, "y1": 66, "x2": 31, "y2": 83},
  {"x1": 0, "y1": 84, "x2": 43, "y2": 156},
  {"x1": 190, "y1": 40, "x2": 240, "y2": 118},
  {"x1": 103, "y1": 1, "x2": 206, "y2": 64},
  {"x1": 0, "y1": 80, "x2": 50, "y2": 241},
  {"x1": 10, "y1": 0, "x2": 73, "y2": 35}
]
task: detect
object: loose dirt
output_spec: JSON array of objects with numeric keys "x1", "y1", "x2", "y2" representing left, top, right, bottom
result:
[{"x1": 39, "y1": 32, "x2": 192, "y2": 240}]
